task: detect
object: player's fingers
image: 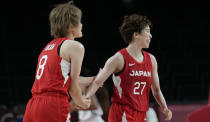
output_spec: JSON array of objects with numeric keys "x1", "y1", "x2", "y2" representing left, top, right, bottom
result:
[
  {"x1": 165, "y1": 110, "x2": 172, "y2": 120},
  {"x1": 75, "y1": 105, "x2": 82, "y2": 110},
  {"x1": 82, "y1": 98, "x2": 91, "y2": 108},
  {"x1": 165, "y1": 116, "x2": 172, "y2": 120}
]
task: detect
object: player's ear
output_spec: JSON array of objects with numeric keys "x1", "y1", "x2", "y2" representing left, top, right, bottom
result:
[
  {"x1": 132, "y1": 32, "x2": 139, "y2": 40},
  {"x1": 67, "y1": 24, "x2": 77, "y2": 35}
]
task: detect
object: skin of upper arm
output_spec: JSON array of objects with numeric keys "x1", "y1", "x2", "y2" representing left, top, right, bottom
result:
[
  {"x1": 95, "y1": 52, "x2": 124, "y2": 85},
  {"x1": 150, "y1": 54, "x2": 161, "y2": 92},
  {"x1": 60, "y1": 40, "x2": 84, "y2": 81},
  {"x1": 84, "y1": 52, "x2": 124, "y2": 98}
]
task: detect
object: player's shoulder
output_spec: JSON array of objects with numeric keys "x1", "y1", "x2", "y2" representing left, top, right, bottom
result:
[
  {"x1": 64, "y1": 39, "x2": 84, "y2": 48},
  {"x1": 113, "y1": 52, "x2": 124, "y2": 62},
  {"x1": 148, "y1": 53, "x2": 155, "y2": 59},
  {"x1": 105, "y1": 51, "x2": 124, "y2": 73},
  {"x1": 108, "y1": 52, "x2": 124, "y2": 69},
  {"x1": 62, "y1": 39, "x2": 84, "y2": 52},
  {"x1": 147, "y1": 52, "x2": 157, "y2": 65}
]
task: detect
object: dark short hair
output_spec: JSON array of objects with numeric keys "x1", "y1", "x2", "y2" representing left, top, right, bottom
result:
[{"x1": 119, "y1": 14, "x2": 152, "y2": 44}]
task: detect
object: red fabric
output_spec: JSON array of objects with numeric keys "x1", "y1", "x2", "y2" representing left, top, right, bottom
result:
[
  {"x1": 186, "y1": 106, "x2": 210, "y2": 122},
  {"x1": 185, "y1": 89, "x2": 210, "y2": 122},
  {"x1": 31, "y1": 37, "x2": 71, "y2": 98},
  {"x1": 24, "y1": 37, "x2": 72, "y2": 122},
  {"x1": 108, "y1": 103, "x2": 146, "y2": 122},
  {"x1": 23, "y1": 95, "x2": 70, "y2": 122},
  {"x1": 111, "y1": 48, "x2": 152, "y2": 112}
]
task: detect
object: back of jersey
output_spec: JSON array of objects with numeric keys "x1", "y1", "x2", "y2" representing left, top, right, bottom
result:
[{"x1": 31, "y1": 37, "x2": 71, "y2": 98}]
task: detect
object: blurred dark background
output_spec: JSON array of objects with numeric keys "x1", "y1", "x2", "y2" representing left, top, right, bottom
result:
[{"x1": 0, "y1": 0, "x2": 210, "y2": 114}]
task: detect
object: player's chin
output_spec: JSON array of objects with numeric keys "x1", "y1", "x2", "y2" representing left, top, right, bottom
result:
[
  {"x1": 143, "y1": 44, "x2": 150, "y2": 49},
  {"x1": 77, "y1": 34, "x2": 83, "y2": 38},
  {"x1": 144, "y1": 41, "x2": 150, "y2": 48}
]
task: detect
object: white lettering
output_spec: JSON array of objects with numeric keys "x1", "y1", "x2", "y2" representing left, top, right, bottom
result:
[
  {"x1": 139, "y1": 71, "x2": 143, "y2": 76},
  {"x1": 45, "y1": 43, "x2": 56, "y2": 51},
  {"x1": 147, "y1": 72, "x2": 151, "y2": 77},
  {"x1": 130, "y1": 70, "x2": 135, "y2": 76},
  {"x1": 129, "y1": 70, "x2": 151, "y2": 77},
  {"x1": 135, "y1": 71, "x2": 139, "y2": 76}
]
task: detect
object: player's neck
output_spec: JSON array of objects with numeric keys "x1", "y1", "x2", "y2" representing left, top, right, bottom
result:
[
  {"x1": 126, "y1": 43, "x2": 143, "y2": 58},
  {"x1": 66, "y1": 34, "x2": 75, "y2": 40}
]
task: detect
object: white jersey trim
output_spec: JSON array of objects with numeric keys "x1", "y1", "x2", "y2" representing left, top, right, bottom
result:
[
  {"x1": 60, "y1": 59, "x2": 70, "y2": 87},
  {"x1": 122, "y1": 112, "x2": 128, "y2": 122},
  {"x1": 66, "y1": 112, "x2": 71, "y2": 122},
  {"x1": 112, "y1": 74, "x2": 122, "y2": 98}
]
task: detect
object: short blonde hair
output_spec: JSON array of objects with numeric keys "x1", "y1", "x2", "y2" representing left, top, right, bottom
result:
[{"x1": 49, "y1": 1, "x2": 82, "y2": 38}]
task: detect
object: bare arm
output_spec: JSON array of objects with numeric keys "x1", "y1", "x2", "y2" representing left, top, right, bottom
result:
[
  {"x1": 70, "y1": 76, "x2": 94, "y2": 112},
  {"x1": 60, "y1": 40, "x2": 90, "y2": 109},
  {"x1": 85, "y1": 52, "x2": 124, "y2": 98},
  {"x1": 70, "y1": 87, "x2": 98, "y2": 113},
  {"x1": 79, "y1": 76, "x2": 95, "y2": 87},
  {"x1": 150, "y1": 54, "x2": 172, "y2": 120}
]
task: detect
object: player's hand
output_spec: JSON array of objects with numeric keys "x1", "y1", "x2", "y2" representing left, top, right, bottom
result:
[
  {"x1": 81, "y1": 97, "x2": 91, "y2": 109},
  {"x1": 70, "y1": 99, "x2": 90, "y2": 111},
  {"x1": 162, "y1": 108, "x2": 172, "y2": 120}
]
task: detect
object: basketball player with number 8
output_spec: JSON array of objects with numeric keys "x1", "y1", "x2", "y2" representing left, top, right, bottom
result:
[{"x1": 23, "y1": 1, "x2": 92, "y2": 122}]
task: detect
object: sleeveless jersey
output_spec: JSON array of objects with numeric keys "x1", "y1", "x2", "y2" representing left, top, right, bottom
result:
[
  {"x1": 31, "y1": 37, "x2": 71, "y2": 99},
  {"x1": 111, "y1": 48, "x2": 152, "y2": 112}
]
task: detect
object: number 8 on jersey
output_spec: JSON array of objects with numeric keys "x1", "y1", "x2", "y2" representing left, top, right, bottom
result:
[{"x1": 36, "y1": 55, "x2": 48, "y2": 80}]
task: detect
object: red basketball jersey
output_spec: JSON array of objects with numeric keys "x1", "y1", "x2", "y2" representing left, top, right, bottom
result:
[
  {"x1": 31, "y1": 37, "x2": 71, "y2": 99},
  {"x1": 111, "y1": 48, "x2": 152, "y2": 112}
]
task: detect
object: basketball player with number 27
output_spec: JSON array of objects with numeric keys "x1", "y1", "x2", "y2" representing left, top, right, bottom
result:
[
  {"x1": 85, "y1": 14, "x2": 172, "y2": 122},
  {"x1": 23, "y1": 1, "x2": 92, "y2": 122}
]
